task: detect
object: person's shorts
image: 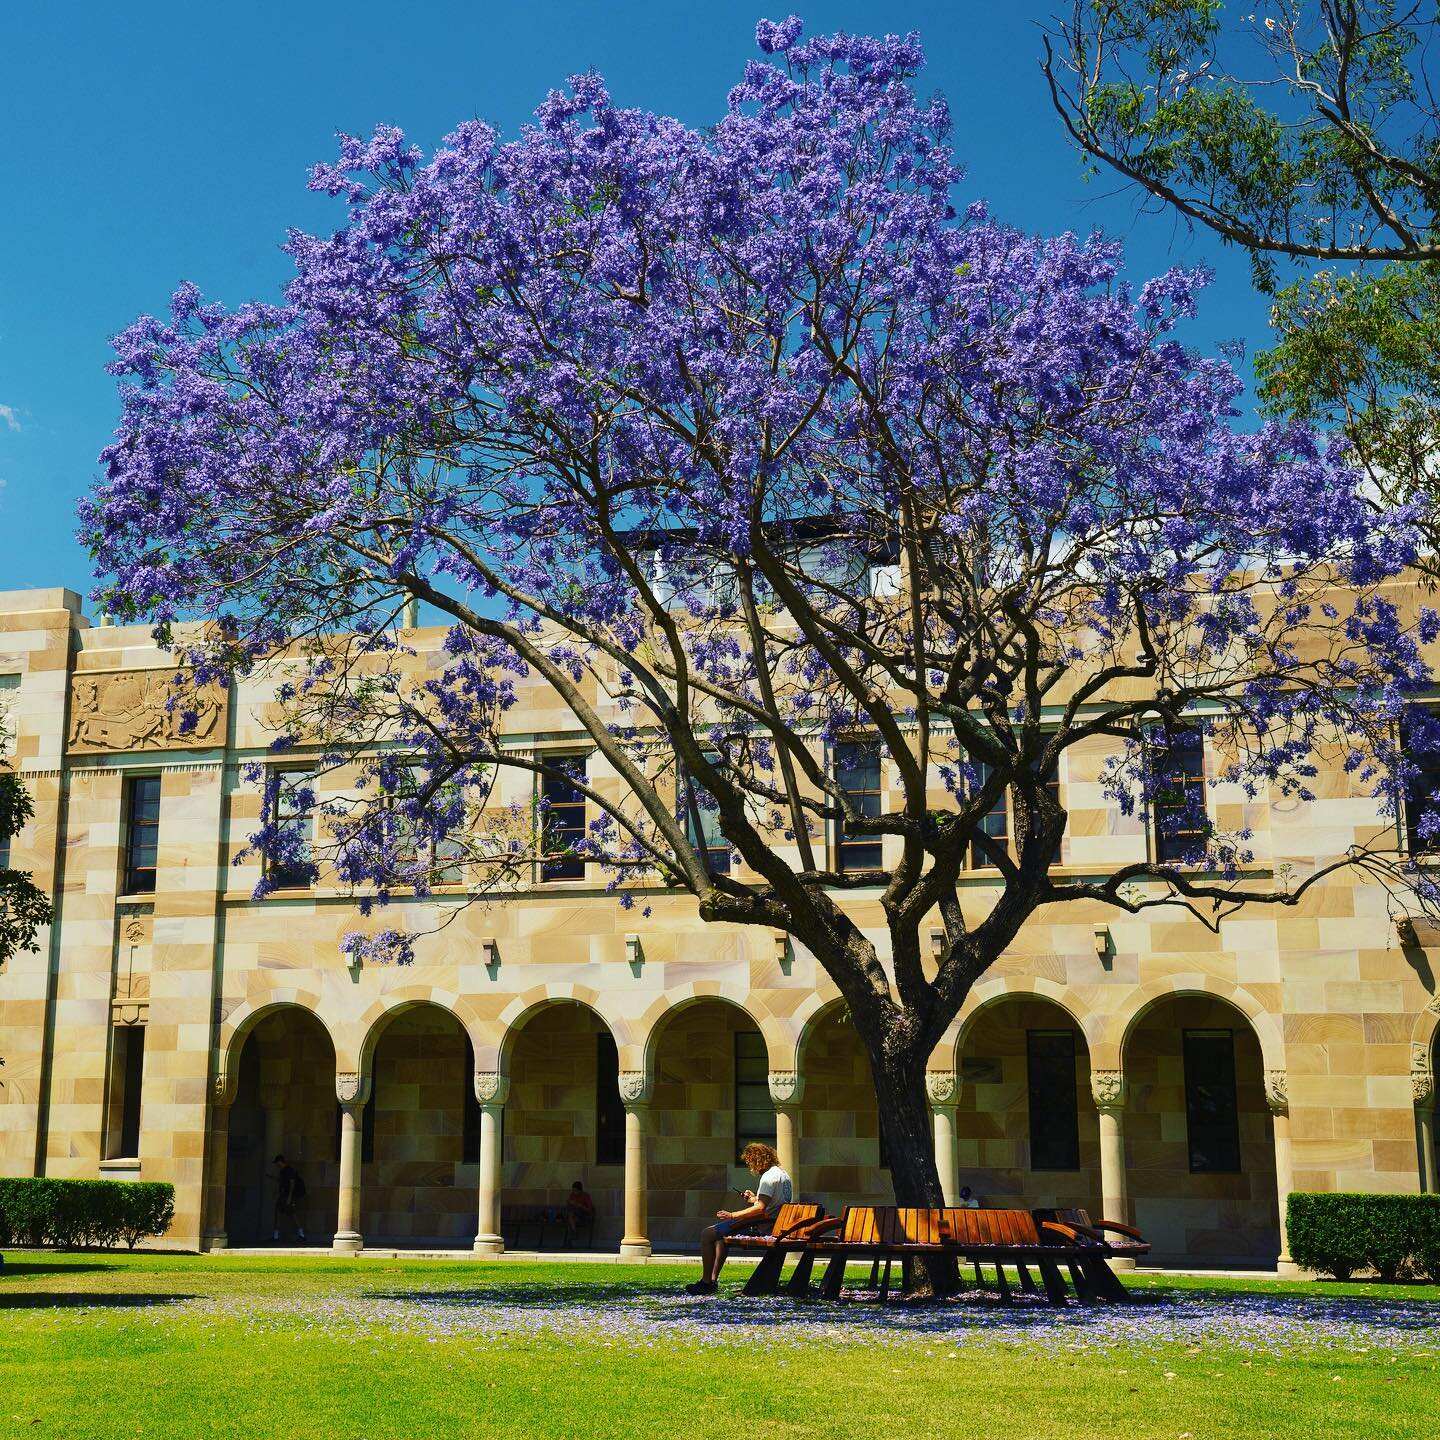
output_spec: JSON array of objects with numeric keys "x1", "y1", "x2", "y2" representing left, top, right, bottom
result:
[{"x1": 713, "y1": 1216, "x2": 767, "y2": 1239}]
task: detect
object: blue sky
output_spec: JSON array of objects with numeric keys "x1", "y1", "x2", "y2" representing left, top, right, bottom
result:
[{"x1": 0, "y1": 1, "x2": 1271, "y2": 602}]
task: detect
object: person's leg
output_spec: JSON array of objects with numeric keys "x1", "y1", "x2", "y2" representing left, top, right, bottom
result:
[
  {"x1": 272, "y1": 1199, "x2": 282, "y2": 1242},
  {"x1": 709, "y1": 1233, "x2": 729, "y2": 1283}
]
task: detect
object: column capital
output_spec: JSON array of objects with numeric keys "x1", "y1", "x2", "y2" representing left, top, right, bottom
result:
[
  {"x1": 1090, "y1": 1068, "x2": 1126, "y2": 1111},
  {"x1": 474, "y1": 1070, "x2": 510, "y2": 1107},
  {"x1": 925, "y1": 1070, "x2": 959, "y2": 1107},
  {"x1": 618, "y1": 1069, "x2": 652, "y2": 1107},
  {"x1": 336, "y1": 1070, "x2": 373, "y2": 1107},
  {"x1": 1265, "y1": 1069, "x2": 1289, "y2": 1116},
  {"x1": 768, "y1": 1070, "x2": 804, "y2": 1107}
]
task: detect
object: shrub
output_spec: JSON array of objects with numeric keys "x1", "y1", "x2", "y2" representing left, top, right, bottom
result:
[
  {"x1": 0, "y1": 1177, "x2": 174, "y2": 1250},
  {"x1": 1288, "y1": 1192, "x2": 1440, "y2": 1281}
]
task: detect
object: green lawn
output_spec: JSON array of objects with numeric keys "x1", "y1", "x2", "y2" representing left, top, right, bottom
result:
[{"x1": 1, "y1": 1252, "x2": 1437, "y2": 1440}]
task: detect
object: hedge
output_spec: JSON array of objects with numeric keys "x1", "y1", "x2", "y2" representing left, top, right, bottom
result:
[
  {"x1": 0, "y1": 1177, "x2": 175, "y2": 1251},
  {"x1": 1288, "y1": 1192, "x2": 1440, "y2": 1282}
]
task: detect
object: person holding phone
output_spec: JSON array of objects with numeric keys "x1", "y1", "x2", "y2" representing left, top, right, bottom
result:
[{"x1": 684, "y1": 1141, "x2": 791, "y2": 1296}]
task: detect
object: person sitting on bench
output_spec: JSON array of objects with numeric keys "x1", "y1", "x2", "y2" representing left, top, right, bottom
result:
[
  {"x1": 564, "y1": 1180, "x2": 595, "y2": 1242},
  {"x1": 685, "y1": 1142, "x2": 792, "y2": 1296}
]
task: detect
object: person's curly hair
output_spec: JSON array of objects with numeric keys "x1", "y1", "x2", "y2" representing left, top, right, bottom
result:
[{"x1": 740, "y1": 1142, "x2": 780, "y2": 1172}]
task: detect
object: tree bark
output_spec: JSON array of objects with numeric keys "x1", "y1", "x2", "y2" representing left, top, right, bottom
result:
[{"x1": 863, "y1": 1030, "x2": 959, "y2": 1298}]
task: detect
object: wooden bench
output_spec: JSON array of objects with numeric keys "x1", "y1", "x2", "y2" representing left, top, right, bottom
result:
[
  {"x1": 1035, "y1": 1207, "x2": 1150, "y2": 1260},
  {"x1": 722, "y1": 1202, "x2": 828, "y2": 1296},
  {"x1": 764, "y1": 1205, "x2": 1127, "y2": 1304}
]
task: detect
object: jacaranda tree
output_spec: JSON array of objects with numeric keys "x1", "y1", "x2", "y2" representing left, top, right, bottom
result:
[{"x1": 84, "y1": 17, "x2": 1440, "y2": 1225}]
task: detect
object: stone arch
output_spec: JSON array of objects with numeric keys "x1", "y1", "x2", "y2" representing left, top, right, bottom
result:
[
  {"x1": 215, "y1": 990, "x2": 335, "y2": 1104},
  {"x1": 352, "y1": 985, "x2": 489, "y2": 1077},
  {"x1": 1112, "y1": 975, "x2": 1284, "y2": 1076},
  {"x1": 942, "y1": 976, "x2": 1102, "y2": 1074},
  {"x1": 1412, "y1": 998, "x2": 1440, "y2": 1080},
  {"x1": 492, "y1": 984, "x2": 628, "y2": 1073},
  {"x1": 792, "y1": 992, "x2": 849, "y2": 1074},
  {"x1": 635, "y1": 985, "x2": 787, "y2": 1079}
]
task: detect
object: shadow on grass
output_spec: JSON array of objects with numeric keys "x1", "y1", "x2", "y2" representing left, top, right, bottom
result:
[
  {"x1": 0, "y1": 1261, "x2": 115, "y2": 1279},
  {"x1": 0, "y1": 1292, "x2": 197, "y2": 1310},
  {"x1": 360, "y1": 1278, "x2": 1440, "y2": 1343}
]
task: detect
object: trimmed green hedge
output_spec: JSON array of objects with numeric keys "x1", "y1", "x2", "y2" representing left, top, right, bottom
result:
[
  {"x1": 0, "y1": 1177, "x2": 175, "y2": 1251},
  {"x1": 1288, "y1": 1192, "x2": 1440, "y2": 1281}
]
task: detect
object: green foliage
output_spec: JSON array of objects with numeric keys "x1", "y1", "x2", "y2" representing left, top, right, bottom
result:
[
  {"x1": 1, "y1": 722, "x2": 54, "y2": 965},
  {"x1": 0, "y1": 1177, "x2": 175, "y2": 1250},
  {"x1": 1288, "y1": 1192, "x2": 1440, "y2": 1282}
]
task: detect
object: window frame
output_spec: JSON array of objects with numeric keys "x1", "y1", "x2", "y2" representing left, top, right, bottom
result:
[
  {"x1": 733, "y1": 1029, "x2": 776, "y2": 1161},
  {"x1": 539, "y1": 752, "x2": 590, "y2": 883},
  {"x1": 680, "y1": 753, "x2": 732, "y2": 878},
  {"x1": 834, "y1": 739, "x2": 883, "y2": 874},
  {"x1": 1400, "y1": 713, "x2": 1440, "y2": 855},
  {"x1": 265, "y1": 766, "x2": 318, "y2": 891},
  {"x1": 967, "y1": 755, "x2": 1064, "y2": 871},
  {"x1": 121, "y1": 773, "x2": 162, "y2": 896},
  {"x1": 1149, "y1": 726, "x2": 1209, "y2": 865},
  {"x1": 1182, "y1": 1028, "x2": 1242, "y2": 1175},
  {"x1": 1025, "y1": 1029, "x2": 1081, "y2": 1172}
]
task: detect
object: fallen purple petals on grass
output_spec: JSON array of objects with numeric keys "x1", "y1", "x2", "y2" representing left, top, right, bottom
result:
[{"x1": 96, "y1": 1281, "x2": 1440, "y2": 1358}]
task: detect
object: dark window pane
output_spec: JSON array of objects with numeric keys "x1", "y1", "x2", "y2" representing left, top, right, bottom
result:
[
  {"x1": 682, "y1": 755, "x2": 731, "y2": 876},
  {"x1": 1152, "y1": 728, "x2": 1208, "y2": 864},
  {"x1": 836, "y1": 741, "x2": 883, "y2": 872},
  {"x1": 1183, "y1": 1029, "x2": 1241, "y2": 1173},
  {"x1": 117, "y1": 1026, "x2": 145, "y2": 1158},
  {"x1": 968, "y1": 760, "x2": 1009, "y2": 869},
  {"x1": 595, "y1": 1031, "x2": 625, "y2": 1166},
  {"x1": 1402, "y1": 716, "x2": 1440, "y2": 853},
  {"x1": 267, "y1": 768, "x2": 316, "y2": 889},
  {"x1": 733, "y1": 1029, "x2": 776, "y2": 1159},
  {"x1": 541, "y1": 755, "x2": 588, "y2": 881},
  {"x1": 1026, "y1": 1030, "x2": 1080, "y2": 1171},
  {"x1": 123, "y1": 775, "x2": 162, "y2": 894}
]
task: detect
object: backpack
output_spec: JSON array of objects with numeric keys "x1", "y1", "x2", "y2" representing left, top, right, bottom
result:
[{"x1": 290, "y1": 1169, "x2": 307, "y2": 1201}]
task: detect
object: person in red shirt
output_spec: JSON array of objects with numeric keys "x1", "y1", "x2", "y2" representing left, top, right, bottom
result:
[{"x1": 565, "y1": 1180, "x2": 595, "y2": 1242}]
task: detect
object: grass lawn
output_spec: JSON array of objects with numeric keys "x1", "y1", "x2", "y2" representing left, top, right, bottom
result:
[{"x1": 1, "y1": 1252, "x2": 1437, "y2": 1440}]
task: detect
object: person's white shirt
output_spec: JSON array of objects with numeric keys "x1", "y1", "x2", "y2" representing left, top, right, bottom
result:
[{"x1": 753, "y1": 1164, "x2": 793, "y2": 1215}]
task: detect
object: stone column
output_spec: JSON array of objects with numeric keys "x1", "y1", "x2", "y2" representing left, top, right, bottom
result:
[
  {"x1": 1414, "y1": 1051, "x2": 1436, "y2": 1195},
  {"x1": 473, "y1": 1071, "x2": 509, "y2": 1255},
  {"x1": 1266, "y1": 1070, "x2": 1298, "y2": 1274},
  {"x1": 1090, "y1": 1069, "x2": 1133, "y2": 1270},
  {"x1": 333, "y1": 1071, "x2": 370, "y2": 1255},
  {"x1": 202, "y1": 1080, "x2": 232, "y2": 1251},
  {"x1": 926, "y1": 1071, "x2": 960, "y2": 1206},
  {"x1": 768, "y1": 1070, "x2": 803, "y2": 1192},
  {"x1": 619, "y1": 1070, "x2": 652, "y2": 1258}
]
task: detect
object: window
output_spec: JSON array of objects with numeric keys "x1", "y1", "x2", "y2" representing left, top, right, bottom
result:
[
  {"x1": 1183, "y1": 1029, "x2": 1241, "y2": 1173},
  {"x1": 393, "y1": 765, "x2": 465, "y2": 885},
  {"x1": 595, "y1": 1031, "x2": 625, "y2": 1165},
  {"x1": 682, "y1": 756, "x2": 731, "y2": 876},
  {"x1": 733, "y1": 1030, "x2": 776, "y2": 1159},
  {"x1": 1151, "y1": 728, "x2": 1208, "y2": 864},
  {"x1": 1401, "y1": 716, "x2": 1440, "y2": 853},
  {"x1": 1026, "y1": 1030, "x2": 1080, "y2": 1171},
  {"x1": 107, "y1": 1025, "x2": 145, "y2": 1159},
  {"x1": 122, "y1": 775, "x2": 161, "y2": 894},
  {"x1": 835, "y1": 740, "x2": 882, "y2": 872},
  {"x1": 540, "y1": 755, "x2": 588, "y2": 881},
  {"x1": 267, "y1": 768, "x2": 316, "y2": 890},
  {"x1": 968, "y1": 759, "x2": 1063, "y2": 869}
]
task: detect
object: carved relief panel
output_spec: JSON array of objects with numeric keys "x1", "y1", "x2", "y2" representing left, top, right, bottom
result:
[{"x1": 67, "y1": 670, "x2": 226, "y2": 754}]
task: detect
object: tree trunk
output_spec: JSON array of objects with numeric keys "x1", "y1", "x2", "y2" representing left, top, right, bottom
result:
[{"x1": 865, "y1": 1035, "x2": 958, "y2": 1298}]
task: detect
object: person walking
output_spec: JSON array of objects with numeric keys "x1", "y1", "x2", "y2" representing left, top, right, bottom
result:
[{"x1": 272, "y1": 1153, "x2": 308, "y2": 1243}]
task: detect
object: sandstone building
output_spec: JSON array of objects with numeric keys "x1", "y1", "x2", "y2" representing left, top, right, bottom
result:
[{"x1": 1, "y1": 585, "x2": 1437, "y2": 1265}]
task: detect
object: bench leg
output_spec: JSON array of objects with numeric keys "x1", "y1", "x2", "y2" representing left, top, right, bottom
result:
[
  {"x1": 1067, "y1": 1262, "x2": 1095, "y2": 1302},
  {"x1": 1016, "y1": 1263, "x2": 1037, "y2": 1296},
  {"x1": 973, "y1": 1260, "x2": 985, "y2": 1290},
  {"x1": 1038, "y1": 1259, "x2": 1070, "y2": 1305},
  {"x1": 785, "y1": 1250, "x2": 816, "y2": 1298},
  {"x1": 867, "y1": 1256, "x2": 881, "y2": 1290},
  {"x1": 879, "y1": 1257, "x2": 893, "y2": 1303},
  {"x1": 742, "y1": 1248, "x2": 785, "y2": 1297},
  {"x1": 993, "y1": 1263, "x2": 1013, "y2": 1303},
  {"x1": 1082, "y1": 1258, "x2": 1128, "y2": 1303},
  {"x1": 820, "y1": 1252, "x2": 848, "y2": 1301}
]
